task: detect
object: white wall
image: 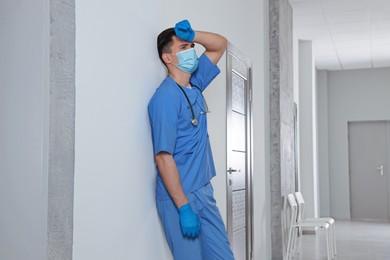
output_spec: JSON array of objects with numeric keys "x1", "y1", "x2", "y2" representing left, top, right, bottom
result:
[
  {"x1": 293, "y1": 38, "x2": 299, "y2": 105},
  {"x1": 317, "y1": 70, "x2": 330, "y2": 216},
  {"x1": 293, "y1": 37, "x2": 300, "y2": 192},
  {"x1": 320, "y1": 67, "x2": 390, "y2": 219},
  {"x1": 73, "y1": 1, "x2": 270, "y2": 259},
  {"x1": 0, "y1": 0, "x2": 49, "y2": 259},
  {"x1": 298, "y1": 40, "x2": 319, "y2": 219}
]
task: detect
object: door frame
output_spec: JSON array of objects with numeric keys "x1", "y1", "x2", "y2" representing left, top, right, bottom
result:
[
  {"x1": 226, "y1": 42, "x2": 253, "y2": 259},
  {"x1": 348, "y1": 120, "x2": 390, "y2": 221}
]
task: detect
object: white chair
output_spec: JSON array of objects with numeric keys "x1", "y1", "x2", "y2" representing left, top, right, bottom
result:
[
  {"x1": 286, "y1": 194, "x2": 333, "y2": 260},
  {"x1": 282, "y1": 196, "x2": 292, "y2": 259},
  {"x1": 294, "y1": 192, "x2": 337, "y2": 257},
  {"x1": 285, "y1": 194, "x2": 298, "y2": 260}
]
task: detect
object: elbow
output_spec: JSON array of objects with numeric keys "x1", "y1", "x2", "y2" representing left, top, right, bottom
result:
[
  {"x1": 155, "y1": 152, "x2": 172, "y2": 166},
  {"x1": 219, "y1": 35, "x2": 228, "y2": 52},
  {"x1": 222, "y1": 36, "x2": 228, "y2": 50}
]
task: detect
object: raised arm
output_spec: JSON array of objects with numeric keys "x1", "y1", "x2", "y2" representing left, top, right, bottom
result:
[
  {"x1": 175, "y1": 20, "x2": 227, "y2": 65},
  {"x1": 193, "y1": 31, "x2": 227, "y2": 65}
]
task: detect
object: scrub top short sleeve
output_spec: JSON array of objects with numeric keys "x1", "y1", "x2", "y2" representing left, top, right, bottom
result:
[
  {"x1": 191, "y1": 53, "x2": 221, "y2": 92},
  {"x1": 148, "y1": 84, "x2": 180, "y2": 156}
]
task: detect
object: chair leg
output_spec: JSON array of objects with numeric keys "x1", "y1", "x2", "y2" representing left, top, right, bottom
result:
[
  {"x1": 330, "y1": 227, "x2": 334, "y2": 258},
  {"x1": 286, "y1": 227, "x2": 294, "y2": 260},
  {"x1": 325, "y1": 229, "x2": 331, "y2": 260},
  {"x1": 290, "y1": 227, "x2": 297, "y2": 259},
  {"x1": 292, "y1": 226, "x2": 299, "y2": 257},
  {"x1": 330, "y1": 225, "x2": 333, "y2": 258},
  {"x1": 327, "y1": 223, "x2": 336, "y2": 258},
  {"x1": 332, "y1": 223, "x2": 337, "y2": 256}
]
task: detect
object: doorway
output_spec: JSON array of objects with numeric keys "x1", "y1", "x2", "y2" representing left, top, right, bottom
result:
[
  {"x1": 348, "y1": 121, "x2": 390, "y2": 221},
  {"x1": 226, "y1": 44, "x2": 253, "y2": 260}
]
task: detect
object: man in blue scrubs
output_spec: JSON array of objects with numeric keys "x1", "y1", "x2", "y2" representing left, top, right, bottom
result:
[{"x1": 148, "y1": 20, "x2": 234, "y2": 260}]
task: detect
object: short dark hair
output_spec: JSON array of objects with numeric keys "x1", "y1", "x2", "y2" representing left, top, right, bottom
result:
[{"x1": 157, "y1": 28, "x2": 176, "y2": 65}]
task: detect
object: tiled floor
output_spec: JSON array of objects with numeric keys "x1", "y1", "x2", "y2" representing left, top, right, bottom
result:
[{"x1": 294, "y1": 220, "x2": 390, "y2": 260}]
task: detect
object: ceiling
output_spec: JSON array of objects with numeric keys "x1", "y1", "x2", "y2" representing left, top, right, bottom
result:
[{"x1": 291, "y1": 0, "x2": 390, "y2": 70}]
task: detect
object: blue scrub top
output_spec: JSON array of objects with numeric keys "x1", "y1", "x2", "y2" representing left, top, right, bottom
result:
[{"x1": 148, "y1": 54, "x2": 221, "y2": 200}]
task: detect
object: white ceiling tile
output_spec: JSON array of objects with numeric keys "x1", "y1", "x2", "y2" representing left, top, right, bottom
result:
[
  {"x1": 373, "y1": 56, "x2": 390, "y2": 66},
  {"x1": 294, "y1": 14, "x2": 326, "y2": 27},
  {"x1": 294, "y1": 25, "x2": 328, "y2": 33},
  {"x1": 372, "y1": 46, "x2": 390, "y2": 56},
  {"x1": 328, "y1": 22, "x2": 369, "y2": 33},
  {"x1": 294, "y1": 35, "x2": 325, "y2": 41},
  {"x1": 370, "y1": 8, "x2": 390, "y2": 20},
  {"x1": 315, "y1": 51, "x2": 339, "y2": 60},
  {"x1": 291, "y1": 1, "x2": 322, "y2": 15},
  {"x1": 334, "y1": 40, "x2": 370, "y2": 50},
  {"x1": 372, "y1": 37, "x2": 390, "y2": 47},
  {"x1": 372, "y1": 28, "x2": 390, "y2": 39},
  {"x1": 294, "y1": 26, "x2": 330, "y2": 40},
  {"x1": 372, "y1": 58, "x2": 390, "y2": 67},
  {"x1": 371, "y1": 19, "x2": 390, "y2": 29},
  {"x1": 295, "y1": 33, "x2": 329, "y2": 41},
  {"x1": 342, "y1": 60, "x2": 373, "y2": 70},
  {"x1": 325, "y1": 11, "x2": 369, "y2": 24},
  {"x1": 331, "y1": 31, "x2": 370, "y2": 41},
  {"x1": 316, "y1": 61, "x2": 342, "y2": 71},
  {"x1": 313, "y1": 39, "x2": 335, "y2": 50},
  {"x1": 290, "y1": 0, "x2": 318, "y2": 2},
  {"x1": 315, "y1": 49, "x2": 340, "y2": 70},
  {"x1": 321, "y1": 0, "x2": 369, "y2": 13},
  {"x1": 369, "y1": 0, "x2": 390, "y2": 9},
  {"x1": 337, "y1": 48, "x2": 371, "y2": 60}
]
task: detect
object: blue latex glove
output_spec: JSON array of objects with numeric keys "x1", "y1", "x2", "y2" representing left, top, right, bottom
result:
[
  {"x1": 178, "y1": 203, "x2": 200, "y2": 238},
  {"x1": 174, "y1": 20, "x2": 195, "y2": 42}
]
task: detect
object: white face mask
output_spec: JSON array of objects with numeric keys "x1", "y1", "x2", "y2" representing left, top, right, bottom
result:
[{"x1": 175, "y1": 48, "x2": 199, "y2": 74}]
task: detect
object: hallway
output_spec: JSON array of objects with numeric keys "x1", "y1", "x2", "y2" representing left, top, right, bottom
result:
[{"x1": 297, "y1": 220, "x2": 390, "y2": 259}]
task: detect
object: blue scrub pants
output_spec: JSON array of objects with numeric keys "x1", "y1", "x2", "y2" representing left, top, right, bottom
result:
[{"x1": 156, "y1": 183, "x2": 235, "y2": 260}]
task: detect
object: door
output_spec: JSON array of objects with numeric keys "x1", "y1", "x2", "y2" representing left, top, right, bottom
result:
[
  {"x1": 349, "y1": 121, "x2": 390, "y2": 221},
  {"x1": 226, "y1": 45, "x2": 253, "y2": 260}
]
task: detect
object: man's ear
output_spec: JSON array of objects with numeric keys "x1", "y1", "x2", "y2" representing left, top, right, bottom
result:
[{"x1": 162, "y1": 53, "x2": 172, "y2": 65}]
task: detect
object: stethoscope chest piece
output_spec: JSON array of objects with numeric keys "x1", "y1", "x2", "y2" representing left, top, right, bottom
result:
[
  {"x1": 176, "y1": 82, "x2": 206, "y2": 127},
  {"x1": 191, "y1": 118, "x2": 198, "y2": 126}
]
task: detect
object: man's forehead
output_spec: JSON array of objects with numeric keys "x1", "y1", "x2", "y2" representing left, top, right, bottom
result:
[{"x1": 172, "y1": 36, "x2": 191, "y2": 46}]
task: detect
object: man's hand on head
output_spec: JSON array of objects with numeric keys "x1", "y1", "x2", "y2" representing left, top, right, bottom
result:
[{"x1": 174, "y1": 19, "x2": 195, "y2": 42}]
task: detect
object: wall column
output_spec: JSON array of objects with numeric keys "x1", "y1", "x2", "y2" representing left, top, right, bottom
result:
[
  {"x1": 48, "y1": 0, "x2": 76, "y2": 259},
  {"x1": 298, "y1": 40, "x2": 319, "y2": 222},
  {"x1": 317, "y1": 70, "x2": 330, "y2": 216},
  {"x1": 269, "y1": 0, "x2": 295, "y2": 258}
]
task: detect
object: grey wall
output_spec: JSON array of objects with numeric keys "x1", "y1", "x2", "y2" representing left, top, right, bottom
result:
[
  {"x1": 0, "y1": 1, "x2": 75, "y2": 259},
  {"x1": 319, "y1": 67, "x2": 390, "y2": 218},
  {"x1": 48, "y1": 0, "x2": 75, "y2": 259},
  {"x1": 270, "y1": 0, "x2": 295, "y2": 258},
  {"x1": 0, "y1": 0, "x2": 49, "y2": 259},
  {"x1": 317, "y1": 70, "x2": 330, "y2": 216}
]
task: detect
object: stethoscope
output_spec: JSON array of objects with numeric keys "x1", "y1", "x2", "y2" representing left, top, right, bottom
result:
[{"x1": 176, "y1": 83, "x2": 209, "y2": 126}]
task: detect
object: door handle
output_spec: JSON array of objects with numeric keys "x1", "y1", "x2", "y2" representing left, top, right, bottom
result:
[
  {"x1": 227, "y1": 167, "x2": 240, "y2": 174},
  {"x1": 376, "y1": 165, "x2": 384, "y2": 176}
]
